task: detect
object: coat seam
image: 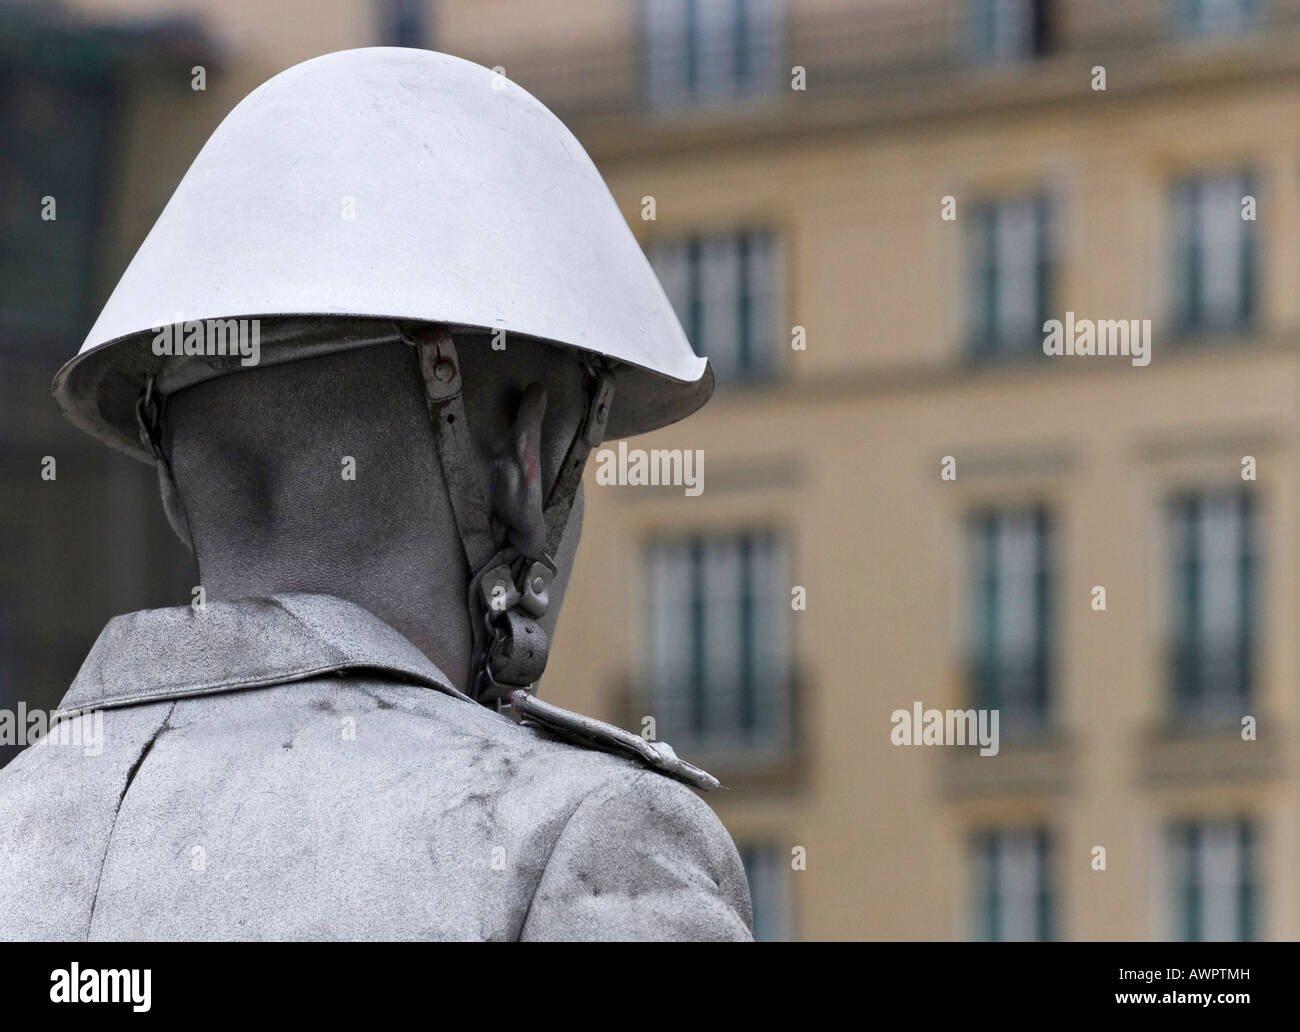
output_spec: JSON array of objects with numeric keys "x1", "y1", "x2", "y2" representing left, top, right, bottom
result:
[{"x1": 84, "y1": 701, "x2": 175, "y2": 940}]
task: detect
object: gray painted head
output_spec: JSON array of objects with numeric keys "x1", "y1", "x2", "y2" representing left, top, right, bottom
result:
[{"x1": 159, "y1": 332, "x2": 590, "y2": 692}]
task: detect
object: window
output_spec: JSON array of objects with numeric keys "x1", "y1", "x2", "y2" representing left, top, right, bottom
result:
[
  {"x1": 644, "y1": 531, "x2": 790, "y2": 754},
  {"x1": 967, "y1": 195, "x2": 1054, "y2": 358},
  {"x1": 1168, "y1": 819, "x2": 1257, "y2": 941},
  {"x1": 969, "y1": 0, "x2": 1053, "y2": 63},
  {"x1": 967, "y1": 507, "x2": 1053, "y2": 736},
  {"x1": 1171, "y1": 171, "x2": 1257, "y2": 337},
  {"x1": 1167, "y1": 490, "x2": 1257, "y2": 725},
  {"x1": 648, "y1": 229, "x2": 779, "y2": 383},
  {"x1": 642, "y1": 0, "x2": 782, "y2": 109},
  {"x1": 377, "y1": 0, "x2": 427, "y2": 48},
  {"x1": 971, "y1": 828, "x2": 1053, "y2": 941},
  {"x1": 1173, "y1": 0, "x2": 1260, "y2": 38},
  {"x1": 739, "y1": 842, "x2": 793, "y2": 941}
]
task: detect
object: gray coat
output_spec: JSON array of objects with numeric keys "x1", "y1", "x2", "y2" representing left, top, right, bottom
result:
[{"x1": 0, "y1": 594, "x2": 752, "y2": 940}]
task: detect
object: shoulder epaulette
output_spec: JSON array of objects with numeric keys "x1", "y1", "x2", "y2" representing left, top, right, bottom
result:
[{"x1": 509, "y1": 690, "x2": 720, "y2": 792}]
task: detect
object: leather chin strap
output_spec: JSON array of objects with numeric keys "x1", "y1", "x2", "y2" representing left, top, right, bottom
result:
[{"x1": 399, "y1": 323, "x2": 614, "y2": 710}]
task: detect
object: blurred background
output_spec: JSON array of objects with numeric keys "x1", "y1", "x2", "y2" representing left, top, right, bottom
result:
[{"x1": 3, "y1": 0, "x2": 1299, "y2": 941}]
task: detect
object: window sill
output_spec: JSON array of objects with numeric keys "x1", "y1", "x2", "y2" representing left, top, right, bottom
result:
[
  {"x1": 672, "y1": 739, "x2": 806, "y2": 791},
  {"x1": 939, "y1": 731, "x2": 1074, "y2": 798},
  {"x1": 1139, "y1": 722, "x2": 1280, "y2": 788}
]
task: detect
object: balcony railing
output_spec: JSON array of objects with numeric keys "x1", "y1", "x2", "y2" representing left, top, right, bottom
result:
[
  {"x1": 969, "y1": 654, "x2": 1052, "y2": 738},
  {"x1": 1168, "y1": 639, "x2": 1253, "y2": 727}
]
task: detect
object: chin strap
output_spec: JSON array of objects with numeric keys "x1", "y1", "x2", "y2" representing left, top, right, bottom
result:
[
  {"x1": 136, "y1": 374, "x2": 198, "y2": 554},
  {"x1": 400, "y1": 323, "x2": 613, "y2": 711}
]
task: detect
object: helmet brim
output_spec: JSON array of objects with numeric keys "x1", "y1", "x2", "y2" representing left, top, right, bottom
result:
[{"x1": 51, "y1": 315, "x2": 715, "y2": 465}]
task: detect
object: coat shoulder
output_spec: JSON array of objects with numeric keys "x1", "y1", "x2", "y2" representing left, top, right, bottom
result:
[
  {"x1": 0, "y1": 677, "x2": 746, "y2": 940},
  {"x1": 520, "y1": 767, "x2": 754, "y2": 940}
]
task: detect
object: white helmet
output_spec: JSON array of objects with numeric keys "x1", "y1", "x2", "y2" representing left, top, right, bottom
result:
[{"x1": 52, "y1": 47, "x2": 712, "y2": 464}]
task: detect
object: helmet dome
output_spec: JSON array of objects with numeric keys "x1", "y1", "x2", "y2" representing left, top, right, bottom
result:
[{"x1": 53, "y1": 47, "x2": 711, "y2": 462}]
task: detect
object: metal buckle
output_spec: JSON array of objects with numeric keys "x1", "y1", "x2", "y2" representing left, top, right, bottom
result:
[{"x1": 467, "y1": 549, "x2": 557, "y2": 707}]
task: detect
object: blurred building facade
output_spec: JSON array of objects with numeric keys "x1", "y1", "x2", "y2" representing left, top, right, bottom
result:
[{"x1": 5, "y1": 0, "x2": 1300, "y2": 940}]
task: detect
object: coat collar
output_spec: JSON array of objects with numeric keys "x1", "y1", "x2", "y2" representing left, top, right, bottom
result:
[{"x1": 57, "y1": 592, "x2": 471, "y2": 718}]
